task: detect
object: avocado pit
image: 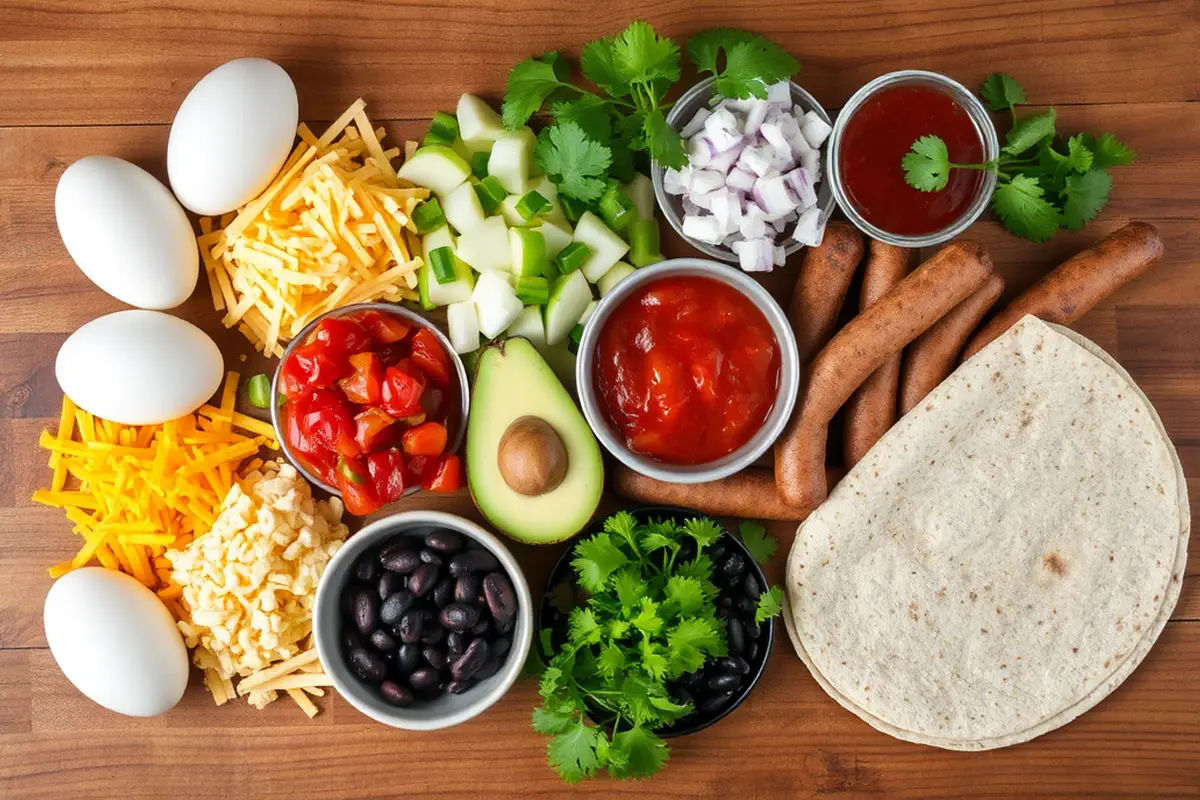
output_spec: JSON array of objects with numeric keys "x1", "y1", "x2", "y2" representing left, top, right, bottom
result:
[{"x1": 498, "y1": 416, "x2": 568, "y2": 496}]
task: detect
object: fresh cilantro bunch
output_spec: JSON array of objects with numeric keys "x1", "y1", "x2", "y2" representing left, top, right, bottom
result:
[
  {"x1": 534, "y1": 512, "x2": 783, "y2": 783},
  {"x1": 902, "y1": 73, "x2": 1136, "y2": 242}
]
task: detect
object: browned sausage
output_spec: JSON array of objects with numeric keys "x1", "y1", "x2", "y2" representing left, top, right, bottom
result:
[
  {"x1": 776, "y1": 240, "x2": 994, "y2": 508},
  {"x1": 613, "y1": 466, "x2": 844, "y2": 521},
  {"x1": 899, "y1": 274, "x2": 1005, "y2": 414},
  {"x1": 962, "y1": 221, "x2": 1163, "y2": 360},
  {"x1": 789, "y1": 221, "x2": 865, "y2": 364},
  {"x1": 842, "y1": 242, "x2": 911, "y2": 467}
]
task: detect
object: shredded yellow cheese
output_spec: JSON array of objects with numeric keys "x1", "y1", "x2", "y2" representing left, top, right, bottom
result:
[{"x1": 198, "y1": 99, "x2": 428, "y2": 357}]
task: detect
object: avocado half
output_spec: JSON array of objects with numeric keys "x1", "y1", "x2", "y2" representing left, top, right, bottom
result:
[{"x1": 466, "y1": 337, "x2": 603, "y2": 544}]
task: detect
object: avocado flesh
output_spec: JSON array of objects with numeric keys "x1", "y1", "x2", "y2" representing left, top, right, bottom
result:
[{"x1": 467, "y1": 337, "x2": 603, "y2": 543}]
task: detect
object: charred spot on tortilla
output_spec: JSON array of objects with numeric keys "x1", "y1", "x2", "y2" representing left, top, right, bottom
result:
[{"x1": 1043, "y1": 552, "x2": 1068, "y2": 577}]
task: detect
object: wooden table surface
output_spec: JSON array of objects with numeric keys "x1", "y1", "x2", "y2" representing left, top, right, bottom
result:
[{"x1": 2, "y1": 1, "x2": 1198, "y2": 797}]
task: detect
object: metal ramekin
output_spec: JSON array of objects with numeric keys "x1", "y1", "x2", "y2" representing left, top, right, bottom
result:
[
  {"x1": 651, "y1": 77, "x2": 836, "y2": 265},
  {"x1": 575, "y1": 258, "x2": 799, "y2": 484},
  {"x1": 270, "y1": 302, "x2": 470, "y2": 497},
  {"x1": 826, "y1": 70, "x2": 1000, "y2": 248}
]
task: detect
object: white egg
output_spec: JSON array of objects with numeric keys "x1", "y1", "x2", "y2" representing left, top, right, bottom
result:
[
  {"x1": 168, "y1": 57, "x2": 299, "y2": 215},
  {"x1": 55, "y1": 310, "x2": 223, "y2": 426},
  {"x1": 54, "y1": 155, "x2": 198, "y2": 310},
  {"x1": 44, "y1": 568, "x2": 189, "y2": 717}
]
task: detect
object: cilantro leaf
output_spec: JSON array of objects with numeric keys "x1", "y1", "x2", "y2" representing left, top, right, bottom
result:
[
  {"x1": 547, "y1": 721, "x2": 605, "y2": 783},
  {"x1": 902, "y1": 134, "x2": 951, "y2": 192},
  {"x1": 610, "y1": 21, "x2": 680, "y2": 87},
  {"x1": 629, "y1": 597, "x2": 663, "y2": 636},
  {"x1": 1065, "y1": 134, "x2": 1094, "y2": 173},
  {"x1": 502, "y1": 52, "x2": 572, "y2": 130},
  {"x1": 738, "y1": 521, "x2": 778, "y2": 564},
  {"x1": 1061, "y1": 169, "x2": 1112, "y2": 230},
  {"x1": 607, "y1": 726, "x2": 669, "y2": 780},
  {"x1": 979, "y1": 73, "x2": 1026, "y2": 112},
  {"x1": 551, "y1": 95, "x2": 612, "y2": 144},
  {"x1": 535, "y1": 122, "x2": 612, "y2": 204},
  {"x1": 674, "y1": 554, "x2": 714, "y2": 583},
  {"x1": 642, "y1": 107, "x2": 686, "y2": 170},
  {"x1": 755, "y1": 585, "x2": 785, "y2": 624},
  {"x1": 568, "y1": 607, "x2": 602, "y2": 646},
  {"x1": 686, "y1": 27, "x2": 754, "y2": 75},
  {"x1": 639, "y1": 637, "x2": 669, "y2": 681},
  {"x1": 1088, "y1": 132, "x2": 1137, "y2": 168},
  {"x1": 992, "y1": 174, "x2": 1063, "y2": 243},
  {"x1": 666, "y1": 616, "x2": 726, "y2": 677},
  {"x1": 1003, "y1": 108, "x2": 1057, "y2": 156},
  {"x1": 612, "y1": 567, "x2": 646, "y2": 609},
  {"x1": 597, "y1": 642, "x2": 626, "y2": 679},
  {"x1": 688, "y1": 28, "x2": 800, "y2": 100},
  {"x1": 571, "y1": 529, "x2": 628, "y2": 591},
  {"x1": 682, "y1": 517, "x2": 724, "y2": 550},
  {"x1": 580, "y1": 37, "x2": 629, "y2": 98},
  {"x1": 663, "y1": 575, "x2": 705, "y2": 618},
  {"x1": 532, "y1": 705, "x2": 576, "y2": 735}
]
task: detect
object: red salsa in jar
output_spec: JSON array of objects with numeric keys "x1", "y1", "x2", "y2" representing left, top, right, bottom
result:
[
  {"x1": 593, "y1": 276, "x2": 780, "y2": 465},
  {"x1": 839, "y1": 85, "x2": 984, "y2": 236},
  {"x1": 278, "y1": 309, "x2": 462, "y2": 514}
]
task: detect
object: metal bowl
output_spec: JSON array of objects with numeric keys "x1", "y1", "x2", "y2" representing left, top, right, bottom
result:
[
  {"x1": 826, "y1": 69, "x2": 1000, "y2": 248},
  {"x1": 270, "y1": 302, "x2": 470, "y2": 497},
  {"x1": 575, "y1": 258, "x2": 799, "y2": 484},
  {"x1": 651, "y1": 77, "x2": 836, "y2": 265}
]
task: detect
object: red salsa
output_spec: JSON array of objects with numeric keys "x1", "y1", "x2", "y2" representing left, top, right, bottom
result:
[
  {"x1": 594, "y1": 276, "x2": 780, "y2": 465},
  {"x1": 839, "y1": 85, "x2": 984, "y2": 236},
  {"x1": 278, "y1": 309, "x2": 462, "y2": 514}
]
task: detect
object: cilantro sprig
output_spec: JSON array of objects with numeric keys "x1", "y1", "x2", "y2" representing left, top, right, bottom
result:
[
  {"x1": 534, "y1": 512, "x2": 784, "y2": 783},
  {"x1": 901, "y1": 73, "x2": 1136, "y2": 242}
]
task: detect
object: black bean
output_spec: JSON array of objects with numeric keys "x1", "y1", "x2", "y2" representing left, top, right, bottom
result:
[
  {"x1": 742, "y1": 572, "x2": 761, "y2": 600},
  {"x1": 397, "y1": 609, "x2": 424, "y2": 644},
  {"x1": 354, "y1": 554, "x2": 379, "y2": 583},
  {"x1": 379, "y1": 590, "x2": 414, "y2": 626},
  {"x1": 377, "y1": 570, "x2": 405, "y2": 601},
  {"x1": 716, "y1": 607, "x2": 730, "y2": 620},
  {"x1": 709, "y1": 543, "x2": 727, "y2": 561},
  {"x1": 432, "y1": 578, "x2": 455, "y2": 609},
  {"x1": 482, "y1": 573, "x2": 517, "y2": 626},
  {"x1": 718, "y1": 552, "x2": 746, "y2": 587},
  {"x1": 408, "y1": 666, "x2": 440, "y2": 692},
  {"x1": 449, "y1": 549, "x2": 499, "y2": 577},
  {"x1": 492, "y1": 637, "x2": 511, "y2": 659},
  {"x1": 421, "y1": 625, "x2": 445, "y2": 645},
  {"x1": 470, "y1": 616, "x2": 490, "y2": 636},
  {"x1": 746, "y1": 639, "x2": 760, "y2": 664},
  {"x1": 379, "y1": 680, "x2": 413, "y2": 706},
  {"x1": 379, "y1": 546, "x2": 421, "y2": 574},
  {"x1": 737, "y1": 595, "x2": 756, "y2": 616},
  {"x1": 474, "y1": 654, "x2": 502, "y2": 681},
  {"x1": 699, "y1": 691, "x2": 734, "y2": 715},
  {"x1": 395, "y1": 643, "x2": 421, "y2": 675},
  {"x1": 727, "y1": 617, "x2": 746, "y2": 657},
  {"x1": 447, "y1": 679, "x2": 473, "y2": 694},
  {"x1": 450, "y1": 638, "x2": 489, "y2": 680},
  {"x1": 454, "y1": 573, "x2": 481, "y2": 605},
  {"x1": 440, "y1": 603, "x2": 479, "y2": 631},
  {"x1": 422, "y1": 645, "x2": 448, "y2": 669},
  {"x1": 716, "y1": 656, "x2": 750, "y2": 675},
  {"x1": 348, "y1": 648, "x2": 387, "y2": 682},
  {"x1": 352, "y1": 589, "x2": 380, "y2": 635},
  {"x1": 408, "y1": 563, "x2": 439, "y2": 597},
  {"x1": 715, "y1": 595, "x2": 733, "y2": 609},
  {"x1": 425, "y1": 530, "x2": 464, "y2": 553},
  {"x1": 672, "y1": 687, "x2": 695, "y2": 708},
  {"x1": 708, "y1": 672, "x2": 741, "y2": 692},
  {"x1": 682, "y1": 670, "x2": 704, "y2": 690},
  {"x1": 744, "y1": 619, "x2": 761, "y2": 640},
  {"x1": 446, "y1": 631, "x2": 468, "y2": 659},
  {"x1": 369, "y1": 629, "x2": 397, "y2": 652},
  {"x1": 419, "y1": 548, "x2": 444, "y2": 568}
]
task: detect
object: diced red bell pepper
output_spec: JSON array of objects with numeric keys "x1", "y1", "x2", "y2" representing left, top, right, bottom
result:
[
  {"x1": 374, "y1": 343, "x2": 407, "y2": 368},
  {"x1": 338, "y1": 352, "x2": 384, "y2": 405},
  {"x1": 406, "y1": 454, "x2": 430, "y2": 481},
  {"x1": 409, "y1": 328, "x2": 453, "y2": 387},
  {"x1": 366, "y1": 448, "x2": 411, "y2": 504},
  {"x1": 354, "y1": 407, "x2": 398, "y2": 453},
  {"x1": 359, "y1": 310, "x2": 412, "y2": 344},
  {"x1": 313, "y1": 316, "x2": 374, "y2": 357},
  {"x1": 380, "y1": 364, "x2": 427, "y2": 418},
  {"x1": 401, "y1": 421, "x2": 448, "y2": 457},
  {"x1": 336, "y1": 455, "x2": 380, "y2": 515},
  {"x1": 280, "y1": 341, "x2": 347, "y2": 397},
  {"x1": 422, "y1": 454, "x2": 462, "y2": 493},
  {"x1": 298, "y1": 388, "x2": 359, "y2": 457}
]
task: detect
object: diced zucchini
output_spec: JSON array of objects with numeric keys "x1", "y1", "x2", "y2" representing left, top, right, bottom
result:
[
  {"x1": 456, "y1": 216, "x2": 512, "y2": 273},
  {"x1": 446, "y1": 300, "x2": 481, "y2": 354},
  {"x1": 419, "y1": 228, "x2": 474, "y2": 308},
  {"x1": 537, "y1": 219, "x2": 574, "y2": 260},
  {"x1": 488, "y1": 130, "x2": 535, "y2": 195},
  {"x1": 456, "y1": 94, "x2": 506, "y2": 148},
  {"x1": 509, "y1": 228, "x2": 547, "y2": 278},
  {"x1": 429, "y1": 111, "x2": 459, "y2": 143},
  {"x1": 397, "y1": 145, "x2": 472, "y2": 196},
  {"x1": 498, "y1": 194, "x2": 539, "y2": 228},
  {"x1": 516, "y1": 190, "x2": 551, "y2": 222},
  {"x1": 472, "y1": 271, "x2": 524, "y2": 338},
  {"x1": 567, "y1": 324, "x2": 585, "y2": 354},
  {"x1": 474, "y1": 176, "x2": 507, "y2": 215},
  {"x1": 544, "y1": 271, "x2": 592, "y2": 346},
  {"x1": 470, "y1": 150, "x2": 490, "y2": 179},
  {"x1": 578, "y1": 299, "x2": 599, "y2": 327},
  {"x1": 621, "y1": 173, "x2": 655, "y2": 221},
  {"x1": 515, "y1": 275, "x2": 550, "y2": 305},
  {"x1": 597, "y1": 261, "x2": 635, "y2": 297},
  {"x1": 441, "y1": 181, "x2": 487, "y2": 235},
  {"x1": 573, "y1": 211, "x2": 631, "y2": 283},
  {"x1": 411, "y1": 198, "x2": 446, "y2": 234},
  {"x1": 506, "y1": 305, "x2": 547, "y2": 350},
  {"x1": 554, "y1": 241, "x2": 590, "y2": 274},
  {"x1": 629, "y1": 218, "x2": 664, "y2": 267}
]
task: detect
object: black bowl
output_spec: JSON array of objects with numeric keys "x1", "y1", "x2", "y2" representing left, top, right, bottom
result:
[{"x1": 537, "y1": 505, "x2": 773, "y2": 738}]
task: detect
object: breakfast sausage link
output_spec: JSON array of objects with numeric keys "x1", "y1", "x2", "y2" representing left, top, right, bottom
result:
[
  {"x1": 775, "y1": 240, "x2": 994, "y2": 508},
  {"x1": 790, "y1": 221, "x2": 865, "y2": 364},
  {"x1": 842, "y1": 242, "x2": 911, "y2": 467},
  {"x1": 962, "y1": 221, "x2": 1163, "y2": 360},
  {"x1": 899, "y1": 274, "x2": 1005, "y2": 415},
  {"x1": 613, "y1": 466, "x2": 844, "y2": 522}
]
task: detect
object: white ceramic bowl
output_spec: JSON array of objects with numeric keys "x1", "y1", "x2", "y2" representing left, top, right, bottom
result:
[{"x1": 313, "y1": 511, "x2": 533, "y2": 730}]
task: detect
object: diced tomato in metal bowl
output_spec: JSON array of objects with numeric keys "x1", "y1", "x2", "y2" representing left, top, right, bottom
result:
[{"x1": 271, "y1": 302, "x2": 469, "y2": 515}]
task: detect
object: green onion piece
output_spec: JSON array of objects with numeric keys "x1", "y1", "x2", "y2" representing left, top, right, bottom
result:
[
  {"x1": 559, "y1": 194, "x2": 590, "y2": 224},
  {"x1": 629, "y1": 218, "x2": 664, "y2": 267},
  {"x1": 474, "y1": 176, "x2": 507, "y2": 215},
  {"x1": 421, "y1": 130, "x2": 454, "y2": 148},
  {"x1": 567, "y1": 324, "x2": 585, "y2": 354},
  {"x1": 598, "y1": 182, "x2": 637, "y2": 232},
  {"x1": 246, "y1": 374, "x2": 271, "y2": 409},
  {"x1": 429, "y1": 110, "x2": 459, "y2": 142},
  {"x1": 470, "y1": 150, "x2": 490, "y2": 179},
  {"x1": 554, "y1": 241, "x2": 590, "y2": 274},
  {"x1": 514, "y1": 275, "x2": 550, "y2": 306},
  {"x1": 515, "y1": 190, "x2": 551, "y2": 222},
  {"x1": 428, "y1": 246, "x2": 458, "y2": 285},
  {"x1": 411, "y1": 198, "x2": 446, "y2": 234}
]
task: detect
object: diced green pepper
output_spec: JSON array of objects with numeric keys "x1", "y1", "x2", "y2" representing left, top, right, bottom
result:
[
  {"x1": 567, "y1": 324, "x2": 585, "y2": 354},
  {"x1": 428, "y1": 246, "x2": 458, "y2": 284},
  {"x1": 598, "y1": 181, "x2": 637, "y2": 232},
  {"x1": 559, "y1": 194, "x2": 590, "y2": 224},
  {"x1": 246, "y1": 373, "x2": 271, "y2": 409},
  {"x1": 428, "y1": 111, "x2": 460, "y2": 143},
  {"x1": 514, "y1": 275, "x2": 550, "y2": 306},
  {"x1": 411, "y1": 198, "x2": 446, "y2": 234},
  {"x1": 515, "y1": 190, "x2": 551, "y2": 222},
  {"x1": 473, "y1": 176, "x2": 507, "y2": 216},
  {"x1": 470, "y1": 150, "x2": 490, "y2": 179},
  {"x1": 554, "y1": 241, "x2": 590, "y2": 274}
]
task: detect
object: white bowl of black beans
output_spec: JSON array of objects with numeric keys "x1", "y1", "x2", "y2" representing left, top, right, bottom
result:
[{"x1": 314, "y1": 510, "x2": 533, "y2": 730}]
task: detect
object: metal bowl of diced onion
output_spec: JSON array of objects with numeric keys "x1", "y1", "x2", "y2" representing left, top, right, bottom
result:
[{"x1": 651, "y1": 77, "x2": 835, "y2": 271}]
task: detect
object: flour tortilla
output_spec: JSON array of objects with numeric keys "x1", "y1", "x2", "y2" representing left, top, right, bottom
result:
[{"x1": 784, "y1": 316, "x2": 1189, "y2": 750}]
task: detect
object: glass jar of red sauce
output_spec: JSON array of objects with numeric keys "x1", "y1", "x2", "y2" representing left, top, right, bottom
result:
[{"x1": 828, "y1": 70, "x2": 999, "y2": 247}]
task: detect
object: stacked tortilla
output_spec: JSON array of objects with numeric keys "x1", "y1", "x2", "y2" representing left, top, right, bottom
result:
[{"x1": 784, "y1": 316, "x2": 1189, "y2": 750}]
